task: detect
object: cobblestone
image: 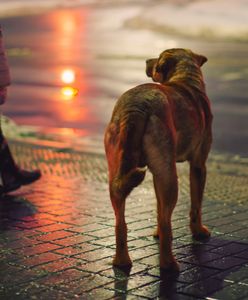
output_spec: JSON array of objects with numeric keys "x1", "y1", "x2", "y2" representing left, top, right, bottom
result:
[{"x1": 0, "y1": 140, "x2": 248, "y2": 299}]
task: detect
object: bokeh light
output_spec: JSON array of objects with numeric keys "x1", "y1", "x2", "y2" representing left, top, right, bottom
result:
[
  {"x1": 61, "y1": 86, "x2": 78, "y2": 100},
  {"x1": 61, "y1": 69, "x2": 75, "y2": 84}
]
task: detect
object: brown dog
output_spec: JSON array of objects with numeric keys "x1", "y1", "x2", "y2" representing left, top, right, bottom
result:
[{"x1": 104, "y1": 48, "x2": 213, "y2": 271}]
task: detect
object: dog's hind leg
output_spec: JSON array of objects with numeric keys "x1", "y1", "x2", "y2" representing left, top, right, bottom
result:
[
  {"x1": 105, "y1": 146, "x2": 131, "y2": 267},
  {"x1": 105, "y1": 131, "x2": 131, "y2": 267},
  {"x1": 143, "y1": 115, "x2": 179, "y2": 272},
  {"x1": 109, "y1": 189, "x2": 132, "y2": 267},
  {"x1": 104, "y1": 118, "x2": 146, "y2": 268}
]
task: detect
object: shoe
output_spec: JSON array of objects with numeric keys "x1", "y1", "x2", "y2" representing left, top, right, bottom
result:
[
  {"x1": 0, "y1": 185, "x2": 4, "y2": 195},
  {"x1": 0, "y1": 132, "x2": 41, "y2": 193},
  {"x1": 3, "y1": 181, "x2": 21, "y2": 193},
  {"x1": 1, "y1": 169, "x2": 41, "y2": 194},
  {"x1": 15, "y1": 169, "x2": 41, "y2": 186}
]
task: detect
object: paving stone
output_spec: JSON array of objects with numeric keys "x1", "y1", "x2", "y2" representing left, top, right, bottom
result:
[
  {"x1": 224, "y1": 265, "x2": 248, "y2": 283},
  {"x1": 18, "y1": 242, "x2": 61, "y2": 257},
  {"x1": 179, "y1": 277, "x2": 227, "y2": 298},
  {"x1": 100, "y1": 263, "x2": 152, "y2": 280},
  {"x1": 32, "y1": 287, "x2": 76, "y2": 300},
  {"x1": 58, "y1": 274, "x2": 113, "y2": 295},
  {"x1": 0, "y1": 282, "x2": 48, "y2": 300},
  {"x1": 36, "y1": 223, "x2": 73, "y2": 233},
  {"x1": 0, "y1": 263, "x2": 23, "y2": 278},
  {"x1": 210, "y1": 242, "x2": 248, "y2": 256},
  {"x1": 147, "y1": 261, "x2": 196, "y2": 276},
  {"x1": 0, "y1": 236, "x2": 41, "y2": 250},
  {"x1": 75, "y1": 242, "x2": 102, "y2": 253},
  {"x1": 211, "y1": 282, "x2": 248, "y2": 300},
  {"x1": 215, "y1": 223, "x2": 245, "y2": 235},
  {"x1": 14, "y1": 252, "x2": 62, "y2": 268},
  {"x1": 75, "y1": 257, "x2": 113, "y2": 274},
  {"x1": 230, "y1": 228, "x2": 248, "y2": 240},
  {"x1": 105, "y1": 273, "x2": 159, "y2": 295},
  {"x1": 90, "y1": 235, "x2": 118, "y2": 247},
  {"x1": 176, "y1": 266, "x2": 220, "y2": 284},
  {"x1": 37, "y1": 230, "x2": 73, "y2": 242},
  {"x1": 178, "y1": 252, "x2": 224, "y2": 266},
  {"x1": 204, "y1": 256, "x2": 247, "y2": 271},
  {"x1": 234, "y1": 249, "x2": 248, "y2": 260},
  {"x1": 74, "y1": 246, "x2": 114, "y2": 262},
  {"x1": 128, "y1": 237, "x2": 158, "y2": 250},
  {"x1": 138, "y1": 253, "x2": 160, "y2": 267},
  {"x1": 131, "y1": 247, "x2": 159, "y2": 262},
  {"x1": 206, "y1": 237, "x2": 234, "y2": 247},
  {"x1": 37, "y1": 268, "x2": 89, "y2": 286},
  {"x1": 53, "y1": 246, "x2": 88, "y2": 257},
  {"x1": 34, "y1": 257, "x2": 84, "y2": 273},
  {"x1": 79, "y1": 287, "x2": 116, "y2": 300},
  {"x1": 51, "y1": 234, "x2": 94, "y2": 247},
  {"x1": 131, "y1": 278, "x2": 186, "y2": 299}
]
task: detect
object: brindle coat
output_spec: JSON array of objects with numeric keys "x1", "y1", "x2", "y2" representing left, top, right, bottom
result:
[{"x1": 104, "y1": 48, "x2": 213, "y2": 271}]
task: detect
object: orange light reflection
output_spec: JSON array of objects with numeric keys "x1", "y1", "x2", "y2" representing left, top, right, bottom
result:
[
  {"x1": 61, "y1": 86, "x2": 78, "y2": 101},
  {"x1": 49, "y1": 9, "x2": 98, "y2": 136}
]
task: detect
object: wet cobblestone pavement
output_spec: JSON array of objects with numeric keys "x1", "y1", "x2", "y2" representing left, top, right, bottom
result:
[{"x1": 0, "y1": 141, "x2": 248, "y2": 299}]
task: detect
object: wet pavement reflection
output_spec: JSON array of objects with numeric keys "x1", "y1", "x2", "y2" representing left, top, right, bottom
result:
[
  {"x1": 0, "y1": 143, "x2": 248, "y2": 298},
  {"x1": 2, "y1": 8, "x2": 100, "y2": 136},
  {"x1": 1, "y1": 4, "x2": 247, "y2": 155}
]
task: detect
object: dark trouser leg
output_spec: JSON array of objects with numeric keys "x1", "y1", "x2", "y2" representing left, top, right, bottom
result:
[
  {"x1": 0, "y1": 123, "x2": 41, "y2": 193},
  {"x1": 0, "y1": 127, "x2": 19, "y2": 173}
]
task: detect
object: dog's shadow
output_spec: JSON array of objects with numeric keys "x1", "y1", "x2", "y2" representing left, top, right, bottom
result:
[
  {"x1": 112, "y1": 237, "x2": 248, "y2": 299},
  {"x1": 158, "y1": 238, "x2": 248, "y2": 298},
  {"x1": 0, "y1": 194, "x2": 37, "y2": 230}
]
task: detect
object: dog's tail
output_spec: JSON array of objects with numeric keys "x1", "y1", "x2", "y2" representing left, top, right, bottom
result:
[
  {"x1": 111, "y1": 113, "x2": 148, "y2": 198},
  {"x1": 112, "y1": 167, "x2": 146, "y2": 198}
]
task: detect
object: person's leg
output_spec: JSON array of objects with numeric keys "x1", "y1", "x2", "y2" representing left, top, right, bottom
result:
[
  {"x1": 0, "y1": 114, "x2": 41, "y2": 193},
  {"x1": 0, "y1": 28, "x2": 41, "y2": 194}
]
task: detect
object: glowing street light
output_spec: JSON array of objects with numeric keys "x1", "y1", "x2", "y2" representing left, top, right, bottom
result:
[{"x1": 61, "y1": 69, "x2": 75, "y2": 84}]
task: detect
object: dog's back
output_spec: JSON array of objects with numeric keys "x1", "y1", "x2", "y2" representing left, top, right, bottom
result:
[{"x1": 105, "y1": 75, "x2": 212, "y2": 186}]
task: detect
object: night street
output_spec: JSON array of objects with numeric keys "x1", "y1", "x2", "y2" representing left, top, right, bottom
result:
[{"x1": 0, "y1": 1, "x2": 248, "y2": 299}]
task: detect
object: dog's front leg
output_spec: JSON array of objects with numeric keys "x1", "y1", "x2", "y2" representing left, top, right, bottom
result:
[
  {"x1": 189, "y1": 161, "x2": 211, "y2": 240},
  {"x1": 110, "y1": 193, "x2": 132, "y2": 267}
]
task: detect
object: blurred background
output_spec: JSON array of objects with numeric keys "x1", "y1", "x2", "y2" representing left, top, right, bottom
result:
[{"x1": 0, "y1": 0, "x2": 247, "y2": 156}]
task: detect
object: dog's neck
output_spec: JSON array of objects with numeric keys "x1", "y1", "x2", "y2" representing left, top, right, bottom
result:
[
  {"x1": 162, "y1": 61, "x2": 212, "y2": 123},
  {"x1": 166, "y1": 62, "x2": 206, "y2": 94}
]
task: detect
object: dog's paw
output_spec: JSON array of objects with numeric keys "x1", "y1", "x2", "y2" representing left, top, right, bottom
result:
[
  {"x1": 113, "y1": 255, "x2": 132, "y2": 268},
  {"x1": 160, "y1": 259, "x2": 180, "y2": 273},
  {"x1": 192, "y1": 225, "x2": 211, "y2": 241},
  {"x1": 153, "y1": 229, "x2": 159, "y2": 239}
]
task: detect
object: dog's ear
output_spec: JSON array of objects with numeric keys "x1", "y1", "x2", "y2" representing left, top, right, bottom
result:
[
  {"x1": 146, "y1": 58, "x2": 157, "y2": 78},
  {"x1": 194, "y1": 53, "x2": 208, "y2": 67},
  {"x1": 154, "y1": 56, "x2": 177, "y2": 82},
  {"x1": 156, "y1": 56, "x2": 177, "y2": 73}
]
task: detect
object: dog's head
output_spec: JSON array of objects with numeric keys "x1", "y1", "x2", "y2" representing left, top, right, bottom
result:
[{"x1": 146, "y1": 48, "x2": 207, "y2": 83}]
